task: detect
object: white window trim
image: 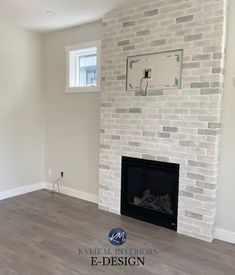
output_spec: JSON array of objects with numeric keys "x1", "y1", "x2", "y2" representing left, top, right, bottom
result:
[{"x1": 65, "y1": 40, "x2": 101, "y2": 93}]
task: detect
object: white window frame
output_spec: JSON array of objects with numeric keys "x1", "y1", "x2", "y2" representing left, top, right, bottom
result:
[{"x1": 65, "y1": 40, "x2": 101, "y2": 93}]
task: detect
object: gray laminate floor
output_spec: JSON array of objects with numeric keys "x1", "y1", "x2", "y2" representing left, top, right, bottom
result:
[{"x1": 0, "y1": 190, "x2": 234, "y2": 275}]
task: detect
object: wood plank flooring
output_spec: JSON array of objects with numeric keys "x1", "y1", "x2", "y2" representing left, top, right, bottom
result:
[{"x1": 0, "y1": 190, "x2": 234, "y2": 275}]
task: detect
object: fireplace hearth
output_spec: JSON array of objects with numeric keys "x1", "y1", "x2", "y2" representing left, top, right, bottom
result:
[{"x1": 121, "y1": 157, "x2": 179, "y2": 231}]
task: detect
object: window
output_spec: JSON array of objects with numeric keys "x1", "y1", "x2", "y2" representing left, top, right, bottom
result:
[{"x1": 65, "y1": 41, "x2": 101, "y2": 93}]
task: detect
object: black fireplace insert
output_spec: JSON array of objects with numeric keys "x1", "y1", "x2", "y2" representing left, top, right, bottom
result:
[{"x1": 121, "y1": 156, "x2": 179, "y2": 231}]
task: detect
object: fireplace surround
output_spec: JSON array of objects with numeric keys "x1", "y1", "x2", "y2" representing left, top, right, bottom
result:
[
  {"x1": 121, "y1": 157, "x2": 179, "y2": 231},
  {"x1": 98, "y1": 0, "x2": 228, "y2": 242}
]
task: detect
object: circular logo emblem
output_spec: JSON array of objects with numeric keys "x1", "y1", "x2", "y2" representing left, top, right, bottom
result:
[{"x1": 108, "y1": 228, "x2": 127, "y2": 246}]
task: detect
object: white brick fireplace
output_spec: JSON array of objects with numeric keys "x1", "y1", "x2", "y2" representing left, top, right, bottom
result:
[{"x1": 98, "y1": 0, "x2": 228, "y2": 242}]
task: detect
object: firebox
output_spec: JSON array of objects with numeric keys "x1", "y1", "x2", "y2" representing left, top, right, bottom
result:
[{"x1": 121, "y1": 157, "x2": 179, "y2": 231}]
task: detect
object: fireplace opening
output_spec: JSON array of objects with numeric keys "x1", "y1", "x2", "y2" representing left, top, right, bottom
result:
[{"x1": 121, "y1": 157, "x2": 179, "y2": 231}]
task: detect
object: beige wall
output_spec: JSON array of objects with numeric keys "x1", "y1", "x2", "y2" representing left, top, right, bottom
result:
[
  {"x1": 43, "y1": 21, "x2": 102, "y2": 197},
  {"x1": 0, "y1": 20, "x2": 44, "y2": 192},
  {"x1": 217, "y1": 0, "x2": 235, "y2": 234}
]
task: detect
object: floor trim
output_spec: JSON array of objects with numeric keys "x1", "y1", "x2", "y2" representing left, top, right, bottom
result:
[
  {"x1": 215, "y1": 228, "x2": 235, "y2": 244},
  {"x1": 0, "y1": 183, "x2": 98, "y2": 205},
  {"x1": 44, "y1": 182, "x2": 98, "y2": 204},
  {"x1": 0, "y1": 183, "x2": 43, "y2": 201}
]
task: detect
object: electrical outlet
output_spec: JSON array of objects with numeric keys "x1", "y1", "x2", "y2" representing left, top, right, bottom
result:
[
  {"x1": 48, "y1": 168, "x2": 52, "y2": 176},
  {"x1": 144, "y1": 68, "x2": 152, "y2": 79}
]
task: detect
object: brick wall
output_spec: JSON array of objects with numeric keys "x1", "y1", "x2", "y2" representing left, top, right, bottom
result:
[{"x1": 99, "y1": 0, "x2": 228, "y2": 242}]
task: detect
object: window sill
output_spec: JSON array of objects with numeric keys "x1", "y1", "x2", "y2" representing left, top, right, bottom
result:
[{"x1": 65, "y1": 87, "x2": 101, "y2": 93}]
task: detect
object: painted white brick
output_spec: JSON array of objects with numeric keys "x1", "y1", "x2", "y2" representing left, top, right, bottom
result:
[{"x1": 99, "y1": 0, "x2": 227, "y2": 242}]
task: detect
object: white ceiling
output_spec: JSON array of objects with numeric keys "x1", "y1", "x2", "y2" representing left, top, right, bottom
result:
[{"x1": 0, "y1": 0, "x2": 152, "y2": 33}]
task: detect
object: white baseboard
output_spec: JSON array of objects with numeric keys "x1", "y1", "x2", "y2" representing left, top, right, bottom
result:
[
  {"x1": 215, "y1": 228, "x2": 235, "y2": 244},
  {"x1": 44, "y1": 182, "x2": 98, "y2": 204},
  {"x1": 0, "y1": 183, "x2": 43, "y2": 201},
  {"x1": 0, "y1": 182, "x2": 98, "y2": 205}
]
